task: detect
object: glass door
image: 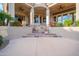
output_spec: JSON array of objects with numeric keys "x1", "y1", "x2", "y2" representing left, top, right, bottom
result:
[{"x1": 34, "y1": 16, "x2": 40, "y2": 25}]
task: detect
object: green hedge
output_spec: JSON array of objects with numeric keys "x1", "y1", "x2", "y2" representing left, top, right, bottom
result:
[
  {"x1": 0, "y1": 20, "x2": 4, "y2": 26},
  {"x1": 75, "y1": 20, "x2": 79, "y2": 27},
  {"x1": 0, "y1": 11, "x2": 13, "y2": 21},
  {"x1": 0, "y1": 35, "x2": 3, "y2": 46},
  {"x1": 0, "y1": 11, "x2": 14, "y2": 26},
  {"x1": 10, "y1": 21, "x2": 22, "y2": 26},
  {"x1": 56, "y1": 22, "x2": 63, "y2": 27}
]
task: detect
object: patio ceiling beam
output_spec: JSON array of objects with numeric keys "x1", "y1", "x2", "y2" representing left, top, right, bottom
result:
[
  {"x1": 48, "y1": 3, "x2": 57, "y2": 8},
  {"x1": 25, "y1": 3, "x2": 33, "y2": 7}
]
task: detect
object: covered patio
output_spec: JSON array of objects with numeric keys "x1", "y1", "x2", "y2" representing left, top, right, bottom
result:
[{"x1": 1, "y1": 3, "x2": 76, "y2": 27}]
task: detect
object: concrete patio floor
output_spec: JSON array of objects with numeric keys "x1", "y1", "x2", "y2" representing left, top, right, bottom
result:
[{"x1": 0, "y1": 37, "x2": 79, "y2": 56}]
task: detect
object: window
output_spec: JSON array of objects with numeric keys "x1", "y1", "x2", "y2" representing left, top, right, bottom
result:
[
  {"x1": 43, "y1": 18, "x2": 46, "y2": 23},
  {"x1": 34, "y1": 16, "x2": 39, "y2": 23},
  {"x1": 57, "y1": 16, "x2": 62, "y2": 23},
  {"x1": 70, "y1": 13, "x2": 76, "y2": 23}
]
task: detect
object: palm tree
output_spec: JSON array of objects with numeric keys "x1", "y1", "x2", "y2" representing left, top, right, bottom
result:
[{"x1": 0, "y1": 11, "x2": 14, "y2": 26}]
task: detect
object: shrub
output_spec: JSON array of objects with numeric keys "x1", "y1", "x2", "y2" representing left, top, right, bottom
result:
[
  {"x1": 0, "y1": 11, "x2": 13, "y2": 21},
  {"x1": 10, "y1": 21, "x2": 22, "y2": 26},
  {"x1": 49, "y1": 22, "x2": 56, "y2": 27},
  {"x1": 75, "y1": 20, "x2": 79, "y2": 27},
  {"x1": 64, "y1": 19, "x2": 72, "y2": 27},
  {"x1": 56, "y1": 22, "x2": 63, "y2": 27},
  {"x1": 0, "y1": 35, "x2": 3, "y2": 46},
  {"x1": 0, "y1": 20, "x2": 4, "y2": 26}
]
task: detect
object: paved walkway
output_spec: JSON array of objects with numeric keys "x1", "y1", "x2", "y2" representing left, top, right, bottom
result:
[{"x1": 0, "y1": 37, "x2": 79, "y2": 56}]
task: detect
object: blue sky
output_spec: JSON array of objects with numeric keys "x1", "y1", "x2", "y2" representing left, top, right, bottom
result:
[{"x1": 0, "y1": 4, "x2": 3, "y2": 11}]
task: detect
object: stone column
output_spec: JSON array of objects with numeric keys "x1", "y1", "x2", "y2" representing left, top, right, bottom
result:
[
  {"x1": 76, "y1": 3, "x2": 79, "y2": 21},
  {"x1": 72, "y1": 13, "x2": 75, "y2": 24},
  {"x1": 30, "y1": 7, "x2": 34, "y2": 26},
  {"x1": 2, "y1": 3, "x2": 8, "y2": 25},
  {"x1": 39, "y1": 15, "x2": 40, "y2": 25},
  {"x1": 25, "y1": 16, "x2": 28, "y2": 25},
  {"x1": 46, "y1": 8, "x2": 50, "y2": 26},
  {"x1": 8, "y1": 3, "x2": 15, "y2": 26},
  {"x1": 61, "y1": 14, "x2": 63, "y2": 23},
  {"x1": 42, "y1": 16, "x2": 43, "y2": 24},
  {"x1": 8, "y1": 3, "x2": 15, "y2": 18},
  {"x1": 55, "y1": 16, "x2": 58, "y2": 26},
  {"x1": 56, "y1": 16, "x2": 58, "y2": 22},
  {"x1": 3, "y1": 3, "x2": 7, "y2": 12}
]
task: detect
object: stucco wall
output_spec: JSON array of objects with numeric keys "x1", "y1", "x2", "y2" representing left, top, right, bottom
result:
[{"x1": 76, "y1": 3, "x2": 79, "y2": 20}]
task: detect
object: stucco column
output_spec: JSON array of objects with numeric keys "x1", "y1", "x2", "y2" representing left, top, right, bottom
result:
[
  {"x1": 8, "y1": 3, "x2": 15, "y2": 18},
  {"x1": 3, "y1": 3, "x2": 7, "y2": 12},
  {"x1": 30, "y1": 7, "x2": 34, "y2": 26},
  {"x1": 56, "y1": 16, "x2": 58, "y2": 22},
  {"x1": 61, "y1": 14, "x2": 63, "y2": 23},
  {"x1": 39, "y1": 15, "x2": 40, "y2": 25},
  {"x1": 42, "y1": 16, "x2": 43, "y2": 24},
  {"x1": 2, "y1": 3, "x2": 8, "y2": 25},
  {"x1": 76, "y1": 3, "x2": 79, "y2": 20},
  {"x1": 46, "y1": 8, "x2": 50, "y2": 26}
]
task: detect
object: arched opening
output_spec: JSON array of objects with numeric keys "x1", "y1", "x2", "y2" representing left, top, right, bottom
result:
[
  {"x1": 15, "y1": 3, "x2": 31, "y2": 26},
  {"x1": 50, "y1": 3, "x2": 76, "y2": 27},
  {"x1": 34, "y1": 7, "x2": 46, "y2": 25}
]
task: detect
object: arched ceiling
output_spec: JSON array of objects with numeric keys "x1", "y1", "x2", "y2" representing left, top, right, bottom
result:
[
  {"x1": 15, "y1": 3, "x2": 31, "y2": 16},
  {"x1": 34, "y1": 7, "x2": 46, "y2": 16}
]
